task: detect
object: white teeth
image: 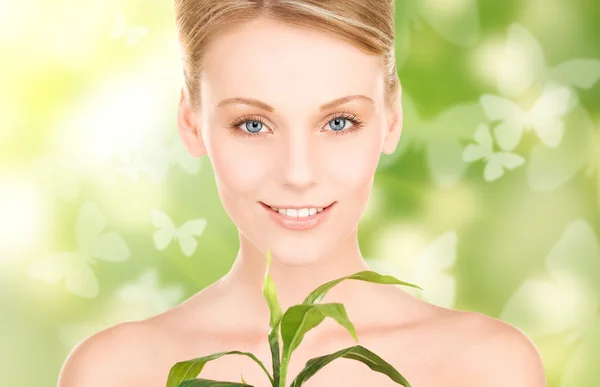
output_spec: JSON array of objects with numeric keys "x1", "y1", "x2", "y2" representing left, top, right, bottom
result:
[
  {"x1": 301, "y1": 208, "x2": 313, "y2": 217},
  {"x1": 269, "y1": 206, "x2": 325, "y2": 218}
]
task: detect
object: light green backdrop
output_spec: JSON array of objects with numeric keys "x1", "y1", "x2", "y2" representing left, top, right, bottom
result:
[{"x1": 1, "y1": 0, "x2": 599, "y2": 385}]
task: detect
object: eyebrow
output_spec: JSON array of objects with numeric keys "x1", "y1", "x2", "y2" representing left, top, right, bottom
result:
[{"x1": 216, "y1": 94, "x2": 375, "y2": 112}]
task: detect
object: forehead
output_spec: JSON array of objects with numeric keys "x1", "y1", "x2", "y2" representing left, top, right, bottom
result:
[{"x1": 200, "y1": 17, "x2": 384, "y2": 111}]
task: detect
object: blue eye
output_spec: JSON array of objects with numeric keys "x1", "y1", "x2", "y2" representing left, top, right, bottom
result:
[
  {"x1": 325, "y1": 112, "x2": 365, "y2": 136},
  {"x1": 228, "y1": 112, "x2": 365, "y2": 137},
  {"x1": 228, "y1": 115, "x2": 268, "y2": 136},
  {"x1": 328, "y1": 117, "x2": 347, "y2": 131},
  {"x1": 245, "y1": 120, "x2": 263, "y2": 133}
]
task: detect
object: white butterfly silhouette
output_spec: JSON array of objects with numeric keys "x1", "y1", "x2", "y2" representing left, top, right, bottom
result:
[
  {"x1": 113, "y1": 134, "x2": 201, "y2": 184},
  {"x1": 584, "y1": 132, "x2": 600, "y2": 211},
  {"x1": 151, "y1": 208, "x2": 207, "y2": 257},
  {"x1": 366, "y1": 230, "x2": 458, "y2": 309},
  {"x1": 377, "y1": 93, "x2": 486, "y2": 187},
  {"x1": 463, "y1": 124, "x2": 525, "y2": 182},
  {"x1": 59, "y1": 267, "x2": 184, "y2": 351},
  {"x1": 27, "y1": 201, "x2": 130, "y2": 298},
  {"x1": 141, "y1": 135, "x2": 202, "y2": 184},
  {"x1": 116, "y1": 150, "x2": 148, "y2": 181},
  {"x1": 480, "y1": 84, "x2": 576, "y2": 151},
  {"x1": 500, "y1": 219, "x2": 600, "y2": 387},
  {"x1": 493, "y1": 24, "x2": 600, "y2": 97},
  {"x1": 110, "y1": 13, "x2": 149, "y2": 47},
  {"x1": 31, "y1": 154, "x2": 80, "y2": 202},
  {"x1": 395, "y1": 0, "x2": 480, "y2": 68},
  {"x1": 526, "y1": 105, "x2": 599, "y2": 207}
]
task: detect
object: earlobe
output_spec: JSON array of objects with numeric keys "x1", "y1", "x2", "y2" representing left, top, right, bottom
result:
[
  {"x1": 382, "y1": 103, "x2": 403, "y2": 155},
  {"x1": 177, "y1": 88, "x2": 207, "y2": 158}
]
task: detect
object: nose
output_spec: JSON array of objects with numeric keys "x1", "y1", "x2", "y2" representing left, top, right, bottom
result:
[{"x1": 280, "y1": 130, "x2": 317, "y2": 189}]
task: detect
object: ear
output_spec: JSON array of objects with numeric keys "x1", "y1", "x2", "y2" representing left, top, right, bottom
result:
[
  {"x1": 382, "y1": 88, "x2": 403, "y2": 155},
  {"x1": 177, "y1": 87, "x2": 207, "y2": 157}
]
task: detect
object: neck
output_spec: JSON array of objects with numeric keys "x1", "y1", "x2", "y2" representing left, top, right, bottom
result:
[{"x1": 215, "y1": 226, "x2": 385, "y2": 330}]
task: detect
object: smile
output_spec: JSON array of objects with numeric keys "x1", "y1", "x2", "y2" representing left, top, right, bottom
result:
[{"x1": 259, "y1": 201, "x2": 336, "y2": 230}]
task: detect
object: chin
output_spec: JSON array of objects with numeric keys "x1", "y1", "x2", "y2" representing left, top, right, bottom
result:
[{"x1": 263, "y1": 241, "x2": 333, "y2": 267}]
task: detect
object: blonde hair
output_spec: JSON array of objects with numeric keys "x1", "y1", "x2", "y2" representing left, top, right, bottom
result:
[{"x1": 173, "y1": 0, "x2": 401, "y2": 113}]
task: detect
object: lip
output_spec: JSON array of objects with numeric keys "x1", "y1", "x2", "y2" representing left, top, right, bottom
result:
[
  {"x1": 259, "y1": 201, "x2": 336, "y2": 231},
  {"x1": 261, "y1": 202, "x2": 334, "y2": 210}
]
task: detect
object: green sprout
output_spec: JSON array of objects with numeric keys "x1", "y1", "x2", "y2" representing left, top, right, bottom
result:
[{"x1": 166, "y1": 249, "x2": 423, "y2": 387}]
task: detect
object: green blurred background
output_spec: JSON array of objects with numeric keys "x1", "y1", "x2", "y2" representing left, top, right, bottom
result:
[{"x1": 1, "y1": 0, "x2": 600, "y2": 385}]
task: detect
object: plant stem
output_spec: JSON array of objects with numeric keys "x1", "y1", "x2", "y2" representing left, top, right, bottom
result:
[{"x1": 278, "y1": 352, "x2": 289, "y2": 387}]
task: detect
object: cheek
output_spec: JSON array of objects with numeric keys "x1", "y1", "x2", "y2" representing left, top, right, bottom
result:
[
  {"x1": 209, "y1": 135, "x2": 272, "y2": 193},
  {"x1": 322, "y1": 136, "x2": 381, "y2": 190}
]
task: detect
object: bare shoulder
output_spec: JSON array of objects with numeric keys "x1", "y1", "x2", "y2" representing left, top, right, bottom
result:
[
  {"x1": 58, "y1": 320, "x2": 155, "y2": 387},
  {"x1": 447, "y1": 310, "x2": 547, "y2": 387}
]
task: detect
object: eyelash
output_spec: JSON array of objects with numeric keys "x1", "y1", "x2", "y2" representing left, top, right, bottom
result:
[{"x1": 227, "y1": 111, "x2": 365, "y2": 137}]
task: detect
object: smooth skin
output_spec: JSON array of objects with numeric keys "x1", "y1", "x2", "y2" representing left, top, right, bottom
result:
[{"x1": 58, "y1": 17, "x2": 547, "y2": 387}]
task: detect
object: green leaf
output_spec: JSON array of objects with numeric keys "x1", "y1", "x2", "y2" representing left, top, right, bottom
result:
[
  {"x1": 267, "y1": 320, "x2": 282, "y2": 386},
  {"x1": 166, "y1": 351, "x2": 273, "y2": 387},
  {"x1": 262, "y1": 249, "x2": 283, "y2": 386},
  {"x1": 178, "y1": 378, "x2": 254, "y2": 387},
  {"x1": 280, "y1": 303, "x2": 358, "y2": 363},
  {"x1": 278, "y1": 302, "x2": 358, "y2": 386},
  {"x1": 302, "y1": 270, "x2": 423, "y2": 305},
  {"x1": 263, "y1": 249, "x2": 283, "y2": 327},
  {"x1": 289, "y1": 345, "x2": 412, "y2": 387}
]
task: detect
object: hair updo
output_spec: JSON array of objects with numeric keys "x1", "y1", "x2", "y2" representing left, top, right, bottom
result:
[{"x1": 173, "y1": 0, "x2": 400, "y2": 113}]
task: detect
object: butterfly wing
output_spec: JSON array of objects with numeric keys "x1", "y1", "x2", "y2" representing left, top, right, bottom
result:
[
  {"x1": 480, "y1": 95, "x2": 526, "y2": 151},
  {"x1": 426, "y1": 102, "x2": 487, "y2": 186},
  {"x1": 502, "y1": 218, "x2": 600, "y2": 338},
  {"x1": 27, "y1": 252, "x2": 77, "y2": 285},
  {"x1": 412, "y1": 231, "x2": 458, "y2": 308},
  {"x1": 500, "y1": 276, "x2": 594, "y2": 338},
  {"x1": 74, "y1": 201, "x2": 129, "y2": 262},
  {"x1": 421, "y1": 0, "x2": 480, "y2": 47},
  {"x1": 485, "y1": 152, "x2": 524, "y2": 181},
  {"x1": 549, "y1": 58, "x2": 600, "y2": 89},
  {"x1": 527, "y1": 105, "x2": 594, "y2": 192},
  {"x1": 545, "y1": 219, "x2": 600, "y2": 295},
  {"x1": 529, "y1": 85, "x2": 575, "y2": 148},
  {"x1": 117, "y1": 151, "x2": 147, "y2": 181},
  {"x1": 497, "y1": 24, "x2": 547, "y2": 96},
  {"x1": 151, "y1": 208, "x2": 176, "y2": 251},
  {"x1": 463, "y1": 124, "x2": 493, "y2": 163},
  {"x1": 89, "y1": 231, "x2": 130, "y2": 262},
  {"x1": 65, "y1": 257, "x2": 100, "y2": 298},
  {"x1": 142, "y1": 145, "x2": 170, "y2": 184},
  {"x1": 426, "y1": 137, "x2": 466, "y2": 187},
  {"x1": 177, "y1": 219, "x2": 207, "y2": 257},
  {"x1": 483, "y1": 156, "x2": 504, "y2": 182},
  {"x1": 126, "y1": 26, "x2": 149, "y2": 47},
  {"x1": 596, "y1": 167, "x2": 600, "y2": 211},
  {"x1": 108, "y1": 268, "x2": 185, "y2": 322},
  {"x1": 559, "y1": 316, "x2": 600, "y2": 387},
  {"x1": 75, "y1": 201, "x2": 106, "y2": 256},
  {"x1": 32, "y1": 155, "x2": 80, "y2": 202},
  {"x1": 169, "y1": 137, "x2": 201, "y2": 175},
  {"x1": 462, "y1": 144, "x2": 485, "y2": 163},
  {"x1": 393, "y1": 0, "x2": 420, "y2": 69},
  {"x1": 27, "y1": 252, "x2": 99, "y2": 298},
  {"x1": 497, "y1": 152, "x2": 525, "y2": 170}
]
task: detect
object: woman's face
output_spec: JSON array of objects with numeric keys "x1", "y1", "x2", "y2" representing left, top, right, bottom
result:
[{"x1": 179, "y1": 17, "x2": 401, "y2": 266}]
